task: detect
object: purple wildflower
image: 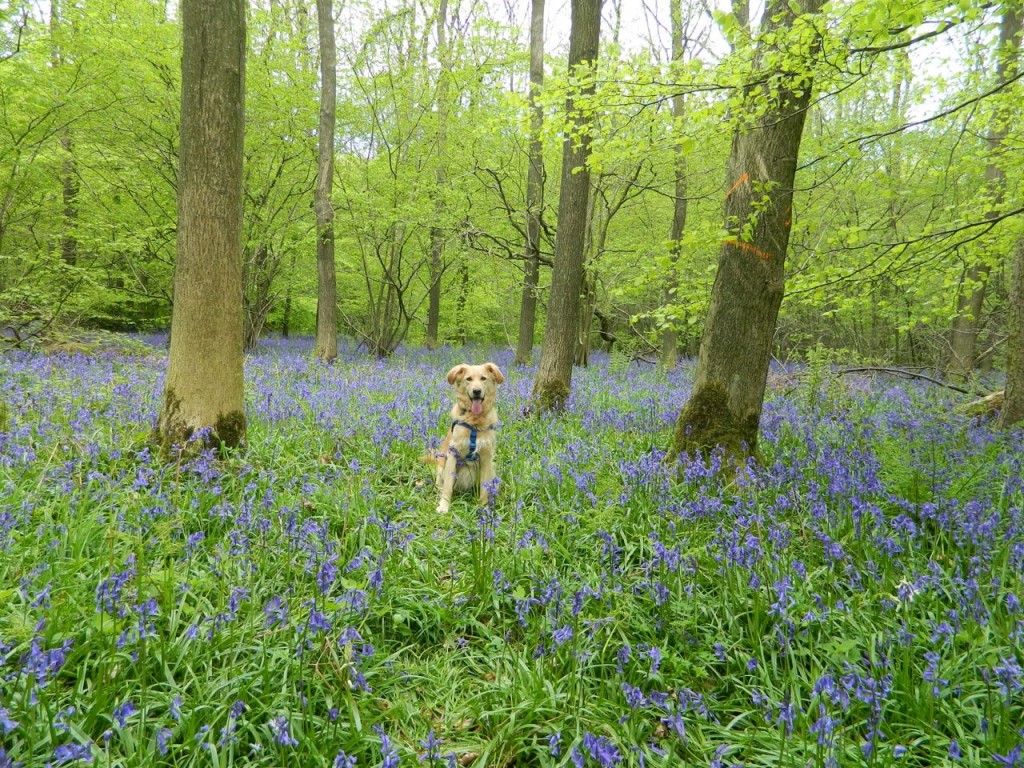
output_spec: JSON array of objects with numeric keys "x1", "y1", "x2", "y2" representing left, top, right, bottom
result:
[
  {"x1": 264, "y1": 596, "x2": 288, "y2": 628},
  {"x1": 156, "y1": 728, "x2": 173, "y2": 755},
  {"x1": 548, "y1": 732, "x2": 562, "y2": 757},
  {"x1": 418, "y1": 729, "x2": 442, "y2": 763},
  {"x1": 994, "y1": 745, "x2": 1023, "y2": 767},
  {"x1": 269, "y1": 716, "x2": 298, "y2": 747},
  {"x1": 52, "y1": 743, "x2": 93, "y2": 765},
  {"x1": 112, "y1": 700, "x2": 136, "y2": 728},
  {"x1": 0, "y1": 707, "x2": 17, "y2": 734},
  {"x1": 552, "y1": 625, "x2": 573, "y2": 646},
  {"x1": 374, "y1": 724, "x2": 399, "y2": 768},
  {"x1": 582, "y1": 732, "x2": 622, "y2": 767}
]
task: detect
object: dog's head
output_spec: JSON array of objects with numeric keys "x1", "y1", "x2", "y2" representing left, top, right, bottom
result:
[{"x1": 446, "y1": 362, "x2": 505, "y2": 418}]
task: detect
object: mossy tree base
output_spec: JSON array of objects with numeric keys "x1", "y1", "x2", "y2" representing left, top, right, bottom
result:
[
  {"x1": 155, "y1": 388, "x2": 246, "y2": 457},
  {"x1": 532, "y1": 379, "x2": 571, "y2": 412},
  {"x1": 669, "y1": 382, "x2": 760, "y2": 468}
]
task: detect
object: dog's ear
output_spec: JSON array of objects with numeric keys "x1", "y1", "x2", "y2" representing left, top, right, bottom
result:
[
  {"x1": 483, "y1": 362, "x2": 505, "y2": 384},
  {"x1": 446, "y1": 364, "x2": 468, "y2": 385}
]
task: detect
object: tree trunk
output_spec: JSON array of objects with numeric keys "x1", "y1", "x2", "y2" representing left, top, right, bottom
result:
[
  {"x1": 1001, "y1": 236, "x2": 1024, "y2": 427},
  {"x1": 532, "y1": 0, "x2": 601, "y2": 410},
  {"x1": 947, "y1": 5, "x2": 1019, "y2": 383},
  {"x1": 425, "y1": 0, "x2": 450, "y2": 350},
  {"x1": 514, "y1": 0, "x2": 546, "y2": 366},
  {"x1": 997, "y1": 5, "x2": 1024, "y2": 427},
  {"x1": 157, "y1": 0, "x2": 246, "y2": 451},
  {"x1": 455, "y1": 253, "x2": 469, "y2": 345},
  {"x1": 660, "y1": 0, "x2": 688, "y2": 370},
  {"x1": 314, "y1": 0, "x2": 338, "y2": 362},
  {"x1": 670, "y1": 0, "x2": 821, "y2": 461},
  {"x1": 51, "y1": 0, "x2": 78, "y2": 268},
  {"x1": 575, "y1": 274, "x2": 595, "y2": 367}
]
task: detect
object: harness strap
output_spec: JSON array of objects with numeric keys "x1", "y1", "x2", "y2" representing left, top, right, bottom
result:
[{"x1": 451, "y1": 420, "x2": 488, "y2": 462}]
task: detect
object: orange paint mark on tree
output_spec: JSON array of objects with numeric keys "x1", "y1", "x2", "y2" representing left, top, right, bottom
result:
[
  {"x1": 725, "y1": 172, "x2": 749, "y2": 198},
  {"x1": 784, "y1": 206, "x2": 791, "y2": 228},
  {"x1": 723, "y1": 239, "x2": 772, "y2": 261}
]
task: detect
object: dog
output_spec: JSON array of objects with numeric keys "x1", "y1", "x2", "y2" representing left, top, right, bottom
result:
[{"x1": 421, "y1": 362, "x2": 504, "y2": 513}]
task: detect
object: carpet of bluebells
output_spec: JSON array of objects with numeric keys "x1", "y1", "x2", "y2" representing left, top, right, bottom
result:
[{"x1": 1, "y1": 335, "x2": 1023, "y2": 768}]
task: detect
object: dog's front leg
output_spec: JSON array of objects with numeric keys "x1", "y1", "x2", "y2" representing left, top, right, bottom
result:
[{"x1": 437, "y1": 453, "x2": 458, "y2": 513}]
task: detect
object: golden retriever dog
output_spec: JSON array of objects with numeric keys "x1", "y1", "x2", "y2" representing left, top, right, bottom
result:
[{"x1": 421, "y1": 362, "x2": 504, "y2": 513}]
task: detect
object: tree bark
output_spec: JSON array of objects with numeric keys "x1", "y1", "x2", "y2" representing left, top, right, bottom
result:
[
  {"x1": 157, "y1": 0, "x2": 246, "y2": 450},
  {"x1": 1001, "y1": 235, "x2": 1024, "y2": 427},
  {"x1": 947, "y1": 5, "x2": 1020, "y2": 383},
  {"x1": 532, "y1": 0, "x2": 601, "y2": 410},
  {"x1": 425, "y1": 0, "x2": 449, "y2": 350},
  {"x1": 51, "y1": 0, "x2": 79, "y2": 268},
  {"x1": 514, "y1": 0, "x2": 546, "y2": 366},
  {"x1": 670, "y1": 0, "x2": 822, "y2": 461},
  {"x1": 661, "y1": 0, "x2": 688, "y2": 369},
  {"x1": 314, "y1": 0, "x2": 339, "y2": 362}
]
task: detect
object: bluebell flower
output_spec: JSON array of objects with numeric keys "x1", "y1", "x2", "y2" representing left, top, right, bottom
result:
[
  {"x1": 51, "y1": 743, "x2": 93, "y2": 765},
  {"x1": 112, "y1": 700, "x2": 136, "y2": 728},
  {"x1": 156, "y1": 728, "x2": 172, "y2": 755},
  {"x1": 548, "y1": 732, "x2": 562, "y2": 757},
  {"x1": 374, "y1": 724, "x2": 399, "y2": 768},
  {"x1": 708, "y1": 744, "x2": 735, "y2": 768},
  {"x1": 646, "y1": 645, "x2": 662, "y2": 674},
  {"x1": 552, "y1": 625, "x2": 573, "y2": 646},
  {"x1": 622, "y1": 682, "x2": 646, "y2": 709},
  {"x1": 264, "y1": 593, "x2": 288, "y2": 630},
  {"x1": 269, "y1": 716, "x2": 298, "y2": 747},
  {"x1": 661, "y1": 712, "x2": 686, "y2": 742},
  {"x1": 582, "y1": 732, "x2": 622, "y2": 767},
  {"x1": 994, "y1": 745, "x2": 1023, "y2": 767},
  {"x1": 418, "y1": 729, "x2": 442, "y2": 762},
  {"x1": 0, "y1": 706, "x2": 17, "y2": 734},
  {"x1": 992, "y1": 656, "x2": 1023, "y2": 699}
]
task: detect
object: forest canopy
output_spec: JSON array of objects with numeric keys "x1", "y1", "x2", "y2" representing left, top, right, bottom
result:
[{"x1": 0, "y1": 0, "x2": 1021, "y2": 370}]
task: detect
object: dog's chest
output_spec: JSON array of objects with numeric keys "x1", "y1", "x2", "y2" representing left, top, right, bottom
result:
[{"x1": 450, "y1": 425, "x2": 494, "y2": 460}]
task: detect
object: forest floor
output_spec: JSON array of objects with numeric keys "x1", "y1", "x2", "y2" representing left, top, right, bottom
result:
[{"x1": 1, "y1": 336, "x2": 1022, "y2": 767}]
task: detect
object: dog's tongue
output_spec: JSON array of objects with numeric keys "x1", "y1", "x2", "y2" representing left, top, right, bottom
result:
[{"x1": 471, "y1": 399, "x2": 483, "y2": 416}]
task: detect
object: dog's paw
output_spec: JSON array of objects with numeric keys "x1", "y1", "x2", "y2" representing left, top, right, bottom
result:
[{"x1": 437, "y1": 501, "x2": 450, "y2": 513}]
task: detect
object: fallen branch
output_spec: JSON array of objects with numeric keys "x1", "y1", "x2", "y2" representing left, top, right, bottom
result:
[
  {"x1": 835, "y1": 366, "x2": 981, "y2": 396},
  {"x1": 958, "y1": 390, "x2": 1005, "y2": 417}
]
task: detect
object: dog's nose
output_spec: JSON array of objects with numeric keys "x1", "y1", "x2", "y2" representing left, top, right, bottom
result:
[{"x1": 471, "y1": 387, "x2": 483, "y2": 398}]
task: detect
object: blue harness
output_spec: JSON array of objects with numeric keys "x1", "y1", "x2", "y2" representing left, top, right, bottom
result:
[{"x1": 451, "y1": 420, "x2": 484, "y2": 462}]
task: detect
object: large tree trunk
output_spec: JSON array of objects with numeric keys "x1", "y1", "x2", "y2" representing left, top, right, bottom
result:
[
  {"x1": 947, "y1": 5, "x2": 1020, "y2": 383},
  {"x1": 1001, "y1": 236, "x2": 1024, "y2": 428},
  {"x1": 157, "y1": 0, "x2": 246, "y2": 450},
  {"x1": 425, "y1": 0, "x2": 449, "y2": 350},
  {"x1": 314, "y1": 0, "x2": 338, "y2": 362},
  {"x1": 670, "y1": 0, "x2": 821, "y2": 461},
  {"x1": 997, "y1": 5, "x2": 1024, "y2": 427},
  {"x1": 532, "y1": 0, "x2": 601, "y2": 410},
  {"x1": 661, "y1": 0, "x2": 688, "y2": 370},
  {"x1": 514, "y1": 0, "x2": 546, "y2": 366}
]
